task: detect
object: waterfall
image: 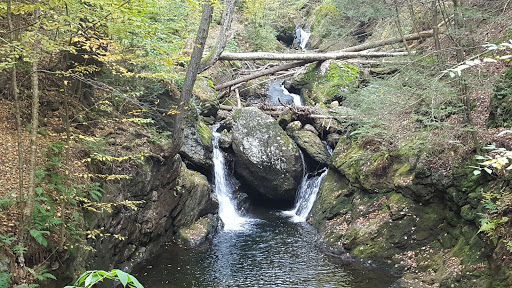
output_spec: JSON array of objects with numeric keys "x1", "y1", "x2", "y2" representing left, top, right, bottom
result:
[
  {"x1": 294, "y1": 26, "x2": 310, "y2": 51},
  {"x1": 280, "y1": 83, "x2": 302, "y2": 106},
  {"x1": 283, "y1": 169, "x2": 328, "y2": 222},
  {"x1": 212, "y1": 124, "x2": 249, "y2": 231},
  {"x1": 323, "y1": 140, "x2": 333, "y2": 155}
]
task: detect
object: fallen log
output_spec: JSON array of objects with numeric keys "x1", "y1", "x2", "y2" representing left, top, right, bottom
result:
[
  {"x1": 215, "y1": 29, "x2": 434, "y2": 90},
  {"x1": 324, "y1": 30, "x2": 432, "y2": 53},
  {"x1": 215, "y1": 60, "x2": 314, "y2": 90},
  {"x1": 219, "y1": 51, "x2": 412, "y2": 61}
]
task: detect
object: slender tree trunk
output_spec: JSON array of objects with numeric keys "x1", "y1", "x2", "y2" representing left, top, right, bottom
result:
[
  {"x1": 24, "y1": 5, "x2": 41, "y2": 229},
  {"x1": 8, "y1": 0, "x2": 24, "y2": 210},
  {"x1": 59, "y1": 88, "x2": 71, "y2": 251},
  {"x1": 393, "y1": 0, "x2": 411, "y2": 55},
  {"x1": 199, "y1": 0, "x2": 237, "y2": 72},
  {"x1": 8, "y1": 0, "x2": 27, "y2": 281},
  {"x1": 172, "y1": 3, "x2": 213, "y2": 153},
  {"x1": 408, "y1": 3, "x2": 420, "y2": 36},
  {"x1": 452, "y1": 0, "x2": 464, "y2": 63},
  {"x1": 432, "y1": 0, "x2": 442, "y2": 65}
]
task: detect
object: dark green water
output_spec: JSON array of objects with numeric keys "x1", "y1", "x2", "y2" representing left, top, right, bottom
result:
[{"x1": 132, "y1": 210, "x2": 398, "y2": 288}]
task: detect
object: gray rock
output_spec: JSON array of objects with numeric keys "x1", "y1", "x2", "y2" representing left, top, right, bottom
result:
[
  {"x1": 219, "y1": 129, "x2": 232, "y2": 148},
  {"x1": 303, "y1": 124, "x2": 319, "y2": 135},
  {"x1": 232, "y1": 107, "x2": 303, "y2": 201},
  {"x1": 172, "y1": 164, "x2": 218, "y2": 228},
  {"x1": 192, "y1": 77, "x2": 219, "y2": 117},
  {"x1": 176, "y1": 214, "x2": 219, "y2": 247},
  {"x1": 326, "y1": 133, "x2": 341, "y2": 148},
  {"x1": 286, "y1": 121, "x2": 302, "y2": 134},
  {"x1": 180, "y1": 117, "x2": 213, "y2": 170},
  {"x1": 293, "y1": 130, "x2": 330, "y2": 164}
]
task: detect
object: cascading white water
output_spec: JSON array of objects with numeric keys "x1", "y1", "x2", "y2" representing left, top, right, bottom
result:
[
  {"x1": 283, "y1": 169, "x2": 328, "y2": 222},
  {"x1": 294, "y1": 26, "x2": 310, "y2": 51},
  {"x1": 212, "y1": 124, "x2": 249, "y2": 230},
  {"x1": 280, "y1": 83, "x2": 302, "y2": 106}
]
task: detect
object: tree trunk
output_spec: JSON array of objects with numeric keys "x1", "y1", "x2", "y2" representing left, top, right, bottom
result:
[
  {"x1": 7, "y1": 0, "x2": 24, "y2": 210},
  {"x1": 8, "y1": 0, "x2": 27, "y2": 281},
  {"x1": 333, "y1": 30, "x2": 433, "y2": 52},
  {"x1": 199, "y1": 0, "x2": 237, "y2": 72},
  {"x1": 432, "y1": 0, "x2": 442, "y2": 65},
  {"x1": 59, "y1": 88, "x2": 71, "y2": 251},
  {"x1": 24, "y1": 5, "x2": 41, "y2": 229},
  {"x1": 171, "y1": 3, "x2": 213, "y2": 153},
  {"x1": 393, "y1": 0, "x2": 411, "y2": 55},
  {"x1": 219, "y1": 51, "x2": 411, "y2": 61}
]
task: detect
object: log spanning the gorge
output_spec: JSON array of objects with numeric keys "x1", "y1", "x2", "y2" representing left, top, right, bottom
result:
[
  {"x1": 218, "y1": 51, "x2": 411, "y2": 61},
  {"x1": 214, "y1": 29, "x2": 434, "y2": 90}
]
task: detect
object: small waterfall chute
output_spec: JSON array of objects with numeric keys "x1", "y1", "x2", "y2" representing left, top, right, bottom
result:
[
  {"x1": 294, "y1": 26, "x2": 310, "y2": 51},
  {"x1": 283, "y1": 167, "x2": 328, "y2": 223},
  {"x1": 280, "y1": 83, "x2": 302, "y2": 106},
  {"x1": 212, "y1": 124, "x2": 251, "y2": 231},
  {"x1": 269, "y1": 81, "x2": 302, "y2": 106}
]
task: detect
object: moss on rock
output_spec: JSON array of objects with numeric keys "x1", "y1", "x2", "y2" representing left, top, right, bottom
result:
[
  {"x1": 488, "y1": 67, "x2": 512, "y2": 128},
  {"x1": 295, "y1": 60, "x2": 360, "y2": 105}
]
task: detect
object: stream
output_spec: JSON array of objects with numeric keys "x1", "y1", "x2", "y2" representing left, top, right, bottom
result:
[
  {"x1": 132, "y1": 209, "x2": 398, "y2": 288},
  {"x1": 132, "y1": 125, "x2": 398, "y2": 288}
]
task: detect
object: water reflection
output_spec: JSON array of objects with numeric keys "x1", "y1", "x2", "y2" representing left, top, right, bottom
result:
[{"x1": 133, "y1": 211, "x2": 397, "y2": 288}]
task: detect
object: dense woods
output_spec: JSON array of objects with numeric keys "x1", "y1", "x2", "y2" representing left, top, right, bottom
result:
[{"x1": 0, "y1": 0, "x2": 512, "y2": 287}]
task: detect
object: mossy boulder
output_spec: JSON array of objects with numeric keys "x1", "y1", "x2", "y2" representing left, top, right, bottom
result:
[
  {"x1": 310, "y1": 169, "x2": 352, "y2": 228},
  {"x1": 330, "y1": 136, "x2": 446, "y2": 201},
  {"x1": 219, "y1": 129, "x2": 232, "y2": 148},
  {"x1": 173, "y1": 163, "x2": 218, "y2": 228},
  {"x1": 192, "y1": 76, "x2": 219, "y2": 117},
  {"x1": 292, "y1": 130, "x2": 330, "y2": 165},
  {"x1": 488, "y1": 67, "x2": 512, "y2": 128},
  {"x1": 231, "y1": 107, "x2": 303, "y2": 201},
  {"x1": 180, "y1": 117, "x2": 213, "y2": 172},
  {"x1": 294, "y1": 60, "x2": 360, "y2": 105}
]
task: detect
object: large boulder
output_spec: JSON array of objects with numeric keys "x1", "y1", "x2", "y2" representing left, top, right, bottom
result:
[
  {"x1": 293, "y1": 130, "x2": 330, "y2": 165},
  {"x1": 231, "y1": 107, "x2": 303, "y2": 201},
  {"x1": 179, "y1": 117, "x2": 213, "y2": 173},
  {"x1": 192, "y1": 76, "x2": 219, "y2": 117}
]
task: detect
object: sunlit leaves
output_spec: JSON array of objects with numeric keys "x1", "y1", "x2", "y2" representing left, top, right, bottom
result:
[
  {"x1": 444, "y1": 40, "x2": 512, "y2": 77},
  {"x1": 65, "y1": 269, "x2": 144, "y2": 288}
]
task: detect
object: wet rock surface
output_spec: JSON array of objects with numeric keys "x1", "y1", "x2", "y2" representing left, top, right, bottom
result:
[{"x1": 231, "y1": 107, "x2": 303, "y2": 201}]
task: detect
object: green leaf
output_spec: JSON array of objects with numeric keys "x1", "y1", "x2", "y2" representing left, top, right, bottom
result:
[
  {"x1": 127, "y1": 275, "x2": 144, "y2": 288},
  {"x1": 116, "y1": 270, "x2": 129, "y2": 286},
  {"x1": 473, "y1": 170, "x2": 481, "y2": 175},
  {"x1": 84, "y1": 272, "x2": 93, "y2": 287},
  {"x1": 484, "y1": 167, "x2": 492, "y2": 174},
  {"x1": 29, "y1": 229, "x2": 50, "y2": 247}
]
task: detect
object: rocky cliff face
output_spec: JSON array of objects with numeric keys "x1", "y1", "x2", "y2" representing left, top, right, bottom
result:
[{"x1": 309, "y1": 136, "x2": 497, "y2": 287}]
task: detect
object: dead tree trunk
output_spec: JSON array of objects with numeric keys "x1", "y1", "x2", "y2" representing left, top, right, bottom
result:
[
  {"x1": 219, "y1": 51, "x2": 411, "y2": 61},
  {"x1": 215, "y1": 60, "x2": 314, "y2": 90},
  {"x1": 199, "y1": 0, "x2": 237, "y2": 72},
  {"x1": 332, "y1": 30, "x2": 433, "y2": 52},
  {"x1": 215, "y1": 30, "x2": 434, "y2": 90}
]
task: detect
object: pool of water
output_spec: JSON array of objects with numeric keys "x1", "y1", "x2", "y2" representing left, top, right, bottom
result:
[{"x1": 132, "y1": 210, "x2": 398, "y2": 288}]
